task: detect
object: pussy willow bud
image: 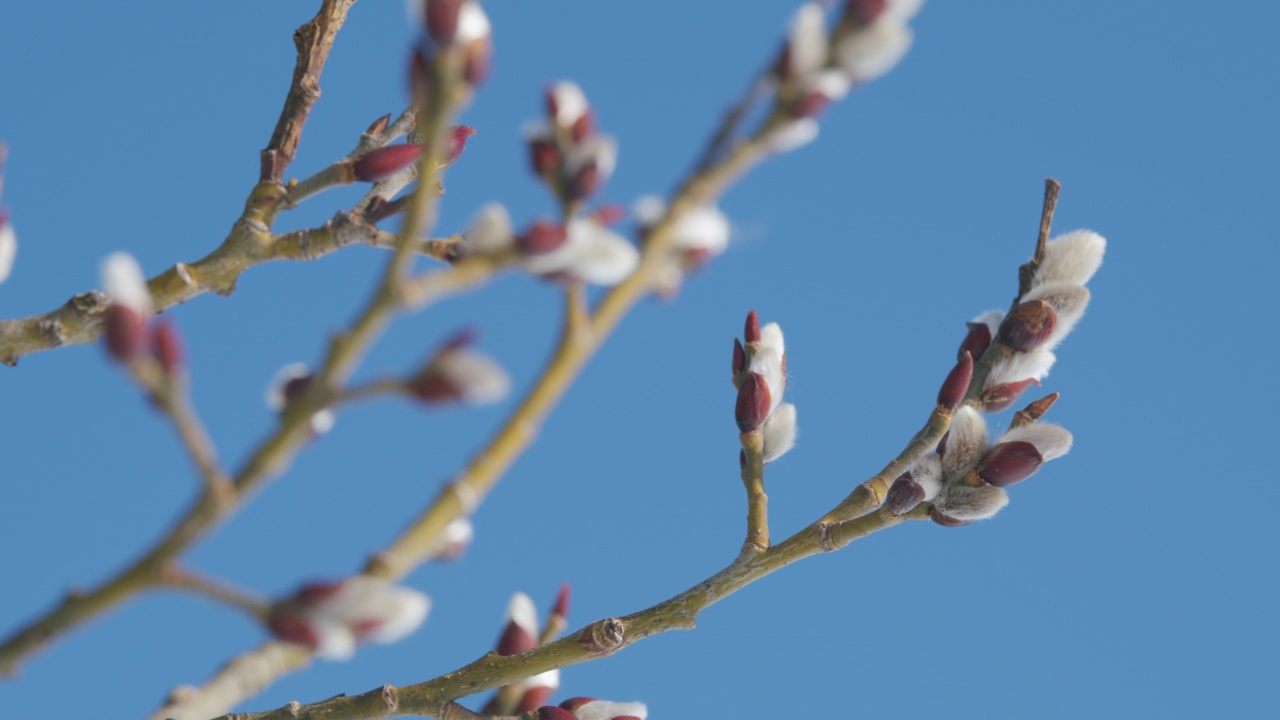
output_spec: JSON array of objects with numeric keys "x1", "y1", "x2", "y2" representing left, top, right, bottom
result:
[
  {"x1": 998, "y1": 299, "x2": 1057, "y2": 352},
  {"x1": 977, "y1": 441, "x2": 1043, "y2": 487},
  {"x1": 937, "y1": 351, "x2": 973, "y2": 411},
  {"x1": 886, "y1": 474, "x2": 925, "y2": 515},
  {"x1": 732, "y1": 337, "x2": 746, "y2": 376},
  {"x1": 735, "y1": 372, "x2": 772, "y2": 433},
  {"x1": 150, "y1": 320, "x2": 184, "y2": 377},
  {"x1": 352, "y1": 143, "x2": 423, "y2": 182},
  {"x1": 744, "y1": 309, "x2": 761, "y2": 343}
]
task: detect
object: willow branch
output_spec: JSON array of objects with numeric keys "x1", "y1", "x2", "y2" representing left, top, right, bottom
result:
[
  {"x1": 157, "y1": 564, "x2": 272, "y2": 623},
  {"x1": 261, "y1": 0, "x2": 358, "y2": 183},
  {"x1": 739, "y1": 431, "x2": 769, "y2": 551}
]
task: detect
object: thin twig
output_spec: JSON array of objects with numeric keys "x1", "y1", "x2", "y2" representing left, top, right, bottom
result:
[
  {"x1": 739, "y1": 431, "x2": 769, "y2": 551},
  {"x1": 157, "y1": 564, "x2": 272, "y2": 623}
]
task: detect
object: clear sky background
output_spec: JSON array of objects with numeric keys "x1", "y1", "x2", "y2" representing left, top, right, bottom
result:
[{"x1": 2, "y1": 1, "x2": 1277, "y2": 718}]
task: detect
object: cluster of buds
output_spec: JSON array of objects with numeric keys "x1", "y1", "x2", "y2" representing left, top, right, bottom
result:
[
  {"x1": 0, "y1": 144, "x2": 14, "y2": 285},
  {"x1": 536, "y1": 698, "x2": 649, "y2": 720},
  {"x1": 350, "y1": 125, "x2": 475, "y2": 183},
  {"x1": 733, "y1": 311, "x2": 798, "y2": 463},
  {"x1": 765, "y1": 0, "x2": 926, "y2": 153},
  {"x1": 406, "y1": 328, "x2": 511, "y2": 406},
  {"x1": 524, "y1": 82, "x2": 619, "y2": 206},
  {"x1": 408, "y1": 0, "x2": 492, "y2": 85},
  {"x1": 961, "y1": 230, "x2": 1106, "y2": 411},
  {"x1": 265, "y1": 364, "x2": 335, "y2": 435},
  {"x1": 483, "y1": 589, "x2": 572, "y2": 714},
  {"x1": 634, "y1": 196, "x2": 731, "y2": 297},
  {"x1": 266, "y1": 576, "x2": 429, "y2": 661},
  {"x1": 455, "y1": 203, "x2": 639, "y2": 286},
  {"x1": 98, "y1": 252, "x2": 184, "y2": 378},
  {"x1": 886, "y1": 402, "x2": 1073, "y2": 525}
]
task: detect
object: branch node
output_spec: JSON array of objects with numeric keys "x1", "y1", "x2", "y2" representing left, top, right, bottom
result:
[
  {"x1": 382, "y1": 685, "x2": 400, "y2": 710},
  {"x1": 578, "y1": 617, "x2": 626, "y2": 656}
]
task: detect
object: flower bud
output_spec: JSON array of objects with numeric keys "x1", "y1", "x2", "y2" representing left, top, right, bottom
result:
[
  {"x1": 886, "y1": 474, "x2": 925, "y2": 515},
  {"x1": 516, "y1": 670, "x2": 561, "y2": 713},
  {"x1": 783, "y1": 3, "x2": 828, "y2": 79},
  {"x1": 103, "y1": 304, "x2": 147, "y2": 363},
  {"x1": 1020, "y1": 283, "x2": 1090, "y2": 351},
  {"x1": 735, "y1": 372, "x2": 772, "y2": 433},
  {"x1": 409, "y1": 331, "x2": 511, "y2": 406},
  {"x1": 836, "y1": 18, "x2": 912, "y2": 82},
  {"x1": 932, "y1": 483, "x2": 1009, "y2": 522},
  {"x1": 538, "y1": 708, "x2": 578, "y2": 720},
  {"x1": 998, "y1": 300, "x2": 1057, "y2": 352},
  {"x1": 150, "y1": 320, "x2": 184, "y2": 377},
  {"x1": 352, "y1": 143, "x2": 423, "y2": 182},
  {"x1": 496, "y1": 592, "x2": 538, "y2": 656},
  {"x1": 529, "y1": 138, "x2": 560, "y2": 177},
  {"x1": 976, "y1": 441, "x2": 1043, "y2": 487},
  {"x1": 940, "y1": 406, "x2": 988, "y2": 481},
  {"x1": 1033, "y1": 229, "x2": 1106, "y2": 289},
  {"x1": 552, "y1": 583, "x2": 571, "y2": 621},
  {"x1": 744, "y1": 310, "x2": 761, "y2": 343},
  {"x1": 936, "y1": 351, "x2": 973, "y2": 411},
  {"x1": 732, "y1": 337, "x2": 746, "y2": 375},
  {"x1": 929, "y1": 508, "x2": 972, "y2": 528},
  {"x1": 844, "y1": 0, "x2": 888, "y2": 26},
  {"x1": 457, "y1": 1, "x2": 492, "y2": 84},
  {"x1": 1013, "y1": 392, "x2": 1059, "y2": 427},
  {"x1": 443, "y1": 125, "x2": 476, "y2": 168},
  {"x1": 981, "y1": 378, "x2": 1040, "y2": 413},
  {"x1": 547, "y1": 81, "x2": 590, "y2": 128},
  {"x1": 761, "y1": 402, "x2": 798, "y2": 463},
  {"x1": 559, "y1": 697, "x2": 649, "y2": 720},
  {"x1": 272, "y1": 577, "x2": 430, "y2": 660},
  {"x1": 422, "y1": 0, "x2": 464, "y2": 44}
]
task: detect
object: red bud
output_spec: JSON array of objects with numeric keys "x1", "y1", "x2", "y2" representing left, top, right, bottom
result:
[
  {"x1": 982, "y1": 378, "x2": 1040, "y2": 412},
  {"x1": 443, "y1": 125, "x2": 476, "y2": 168},
  {"x1": 793, "y1": 91, "x2": 831, "y2": 119},
  {"x1": 266, "y1": 610, "x2": 319, "y2": 649},
  {"x1": 845, "y1": 0, "x2": 888, "y2": 25},
  {"x1": 886, "y1": 474, "x2": 925, "y2": 516},
  {"x1": 998, "y1": 300, "x2": 1057, "y2": 352},
  {"x1": 937, "y1": 351, "x2": 973, "y2": 411},
  {"x1": 553, "y1": 583, "x2": 571, "y2": 620},
  {"x1": 559, "y1": 698, "x2": 596, "y2": 712},
  {"x1": 464, "y1": 35, "x2": 492, "y2": 85},
  {"x1": 496, "y1": 621, "x2": 536, "y2": 657},
  {"x1": 593, "y1": 204, "x2": 626, "y2": 226},
  {"x1": 352, "y1": 143, "x2": 423, "y2": 182},
  {"x1": 150, "y1": 320, "x2": 184, "y2": 376},
  {"x1": 568, "y1": 160, "x2": 601, "y2": 201},
  {"x1": 929, "y1": 508, "x2": 972, "y2": 527},
  {"x1": 735, "y1": 372, "x2": 772, "y2": 433},
  {"x1": 1014, "y1": 393, "x2": 1060, "y2": 426},
  {"x1": 958, "y1": 321, "x2": 992, "y2": 362},
  {"x1": 365, "y1": 113, "x2": 392, "y2": 136},
  {"x1": 409, "y1": 372, "x2": 462, "y2": 404},
  {"x1": 732, "y1": 337, "x2": 746, "y2": 375},
  {"x1": 530, "y1": 139, "x2": 560, "y2": 177},
  {"x1": 571, "y1": 109, "x2": 595, "y2": 142},
  {"x1": 424, "y1": 0, "x2": 464, "y2": 44},
  {"x1": 519, "y1": 221, "x2": 568, "y2": 255},
  {"x1": 103, "y1": 304, "x2": 146, "y2": 363},
  {"x1": 537, "y1": 708, "x2": 577, "y2": 720},
  {"x1": 744, "y1": 310, "x2": 761, "y2": 343},
  {"x1": 518, "y1": 687, "x2": 556, "y2": 713},
  {"x1": 978, "y1": 440, "x2": 1044, "y2": 487}
]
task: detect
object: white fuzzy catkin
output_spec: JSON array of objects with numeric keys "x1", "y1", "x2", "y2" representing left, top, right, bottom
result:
[
  {"x1": 101, "y1": 251, "x2": 154, "y2": 315},
  {"x1": 437, "y1": 349, "x2": 512, "y2": 405},
  {"x1": 571, "y1": 700, "x2": 649, "y2": 720},
  {"x1": 762, "y1": 402, "x2": 798, "y2": 463},
  {"x1": 764, "y1": 118, "x2": 820, "y2": 153},
  {"x1": 505, "y1": 592, "x2": 539, "y2": 637},
  {"x1": 549, "y1": 81, "x2": 589, "y2": 127},
  {"x1": 942, "y1": 406, "x2": 989, "y2": 480},
  {"x1": 747, "y1": 348, "x2": 786, "y2": 415},
  {"x1": 786, "y1": 3, "x2": 828, "y2": 79},
  {"x1": 985, "y1": 348, "x2": 1056, "y2": 388},
  {"x1": 460, "y1": 203, "x2": 514, "y2": 255},
  {"x1": 1032, "y1": 230, "x2": 1106, "y2": 290},
  {"x1": 909, "y1": 453, "x2": 944, "y2": 501},
  {"x1": 456, "y1": 1, "x2": 491, "y2": 42},
  {"x1": 997, "y1": 423, "x2": 1073, "y2": 461},
  {"x1": 0, "y1": 221, "x2": 15, "y2": 284},
  {"x1": 933, "y1": 484, "x2": 1009, "y2": 522},
  {"x1": 837, "y1": 21, "x2": 912, "y2": 82},
  {"x1": 670, "y1": 205, "x2": 731, "y2": 255}
]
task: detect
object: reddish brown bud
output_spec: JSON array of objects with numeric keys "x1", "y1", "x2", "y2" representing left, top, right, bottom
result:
[
  {"x1": 464, "y1": 35, "x2": 492, "y2": 85},
  {"x1": 530, "y1": 139, "x2": 560, "y2": 177},
  {"x1": 553, "y1": 583, "x2": 571, "y2": 619},
  {"x1": 929, "y1": 508, "x2": 972, "y2": 527},
  {"x1": 558, "y1": 698, "x2": 596, "y2": 712},
  {"x1": 1013, "y1": 392, "x2": 1060, "y2": 427},
  {"x1": 845, "y1": 0, "x2": 888, "y2": 25},
  {"x1": 103, "y1": 304, "x2": 147, "y2": 363},
  {"x1": 352, "y1": 143, "x2": 423, "y2": 182},
  {"x1": 958, "y1": 321, "x2": 992, "y2": 362},
  {"x1": 886, "y1": 474, "x2": 925, "y2": 516},
  {"x1": 424, "y1": 0, "x2": 464, "y2": 44},
  {"x1": 443, "y1": 125, "x2": 476, "y2": 168},
  {"x1": 735, "y1": 372, "x2": 772, "y2": 433},
  {"x1": 365, "y1": 113, "x2": 392, "y2": 136},
  {"x1": 937, "y1": 351, "x2": 973, "y2": 411},
  {"x1": 570, "y1": 109, "x2": 595, "y2": 142},
  {"x1": 496, "y1": 622, "x2": 536, "y2": 657},
  {"x1": 519, "y1": 221, "x2": 569, "y2": 255},
  {"x1": 793, "y1": 91, "x2": 831, "y2": 119},
  {"x1": 568, "y1": 161, "x2": 601, "y2": 201},
  {"x1": 266, "y1": 609, "x2": 319, "y2": 649},
  {"x1": 936, "y1": 430, "x2": 948, "y2": 455},
  {"x1": 978, "y1": 440, "x2": 1044, "y2": 487},
  {"x1": 518, "y1": 687, "x2": 556, "y2": 714},
  {"x1": 408, "y1": 373, "x2": 462, "y2": 403},
  {"x1": 732, "y1": 338, "x2": 746, "y2": 375},
  {"x1": 998, "y1": 300, "x2": 1057, "y2": 352},
  {"x1": 537, "y1": 707, "x2": 577, "y2": 720},
  {"x1": 982, "y1": 378, "x2": 1040, "y2": 412},
  {"x1": 150, "y1": 320, "x2": 184, "y2": 376},
  {"x1": 744, "y1": 310, "x2": 761, "y2": 343}
]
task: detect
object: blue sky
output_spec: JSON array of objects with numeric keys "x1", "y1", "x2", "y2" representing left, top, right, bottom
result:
[{"x1": 1, "y1": 1, "x2": 1277, "y2": 719}]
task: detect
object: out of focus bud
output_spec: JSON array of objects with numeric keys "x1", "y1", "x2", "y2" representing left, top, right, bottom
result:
[
  {"x1": 456, "y1": 1, "x2": 492, "y2": 84},
  {"x1": 100, "y1": 252, "x2": 154, "y2": 363},
  {"x1": 0, "y1": 209, "x2": 15, "y2": 284},
  {"x1": 783, "y1": 3, "x2": 828, "y2": 79},
  {"x1": 516, "y1": 670, "x2": 561, "y2": 713},
  {"x1": 519, "y1": 220, "x2": 570, "y2": 255},
  {"x1": 269, "y1": 577, "x2": 430, "y2": 661},
  {"x1": 522, "y1": 218, "x2": 638, "y2": 286},
  {"x1": 559, "y1": 697, "x2": 649, "y2": 720},
  {"x1": 427, "y1": 515, "x2": 474, "y2": 561},
  {"x1": 352, "y1": 143, "x2": 423, "y2": 182},
  {"x1": 936, "y1": 351, "x2": 973, "y2": 411},
  {"x1": 266, "y1": 363, "x2": 335, "y2": 435},
  {"x1": 929, "y1": 509, "x2": 971, "y2": 527},
  {"x1": 530, "y1": 139, "x2": 560, "y2": 177},
  {"x1": 564, "y1": 136, "x2": 617, "y2": 202},
  {"x1": 735, "y1": 372, "x2": 772, "y2": 433},
  {"x1": 547, "y1": 82, "x2": 589, "y2": 129},
  {"x1": 496, "y1": 592, "x2": 539, "y2": 656},
  {"x1": 763, "y1": 117, "x2": 820, "y2": 154},
  {"x1": 836, "y1": 16, "x2": 912, "y2": 82},
  {"x1": 150, "y1": 320, "x2": 184, "y2": 378},
  {"x1": 409, "y1": 330, "x2": 511, "y2": 406},
  {"x1": 998, "y1": 299, "x2": 1057, "y2": 352},
  {"x1": 983, "y1": 349, "x2": 1055, "y2": 412},
  {"x1": 419, "y1": 0, "x2": 464, "y2": 44},
  {"x1": 443, "y1": 125, "x2": 476, "y2": 168},
  {"x1": 457, "y1": 202, "x2": 515, "y2": 257}
]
